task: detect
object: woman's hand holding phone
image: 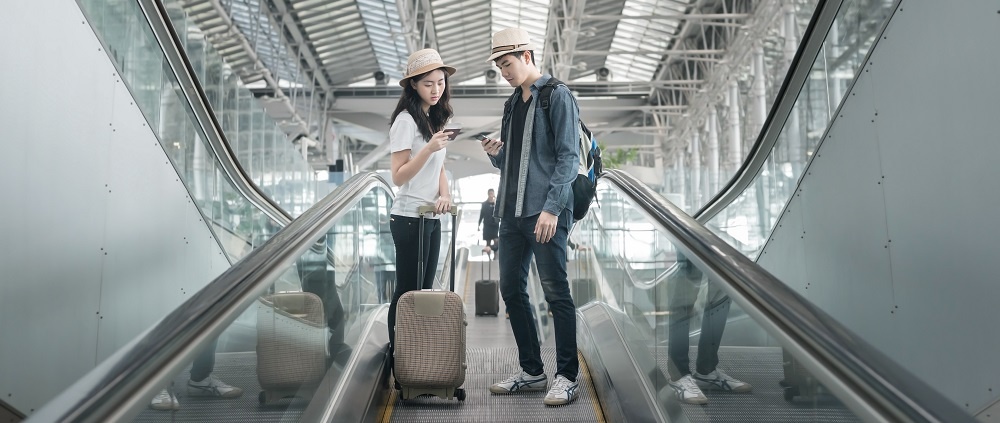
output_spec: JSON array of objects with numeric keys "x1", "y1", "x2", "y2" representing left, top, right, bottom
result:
[
  {"x1": 478, "y1": 134, "x2": 503, "y2": 157},
  {"x1": 426, "y1": 131, "x2": 450, "y2": 152}
]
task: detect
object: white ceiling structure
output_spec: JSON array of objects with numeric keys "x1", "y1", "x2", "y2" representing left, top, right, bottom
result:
[{"x1": 179, "y1": 0, "x2": 810, "y2": 181}]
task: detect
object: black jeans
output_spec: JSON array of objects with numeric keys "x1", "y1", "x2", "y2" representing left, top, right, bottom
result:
[
  {"x1": 498, "y1": 210, "x2": 578, "y2": 381},
  {"x1": 387, "y1": 215, "x2": 441, "y2": 349},
  {"x1": 666, "y1": 258, "x2": 731, "y2": 380},
  {"x1": 190, "y1": 341, "x2": 216, "y2": 382}
]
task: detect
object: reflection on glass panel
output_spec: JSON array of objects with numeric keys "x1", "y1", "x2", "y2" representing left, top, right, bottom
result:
[
  {"x1": 76, "y1": 0, "x2": 315, "y2": 267},
  {"x1": 129, "y1": 185, "x2": 393, "y2": 421},
  {"x1": 707, "y1": 0, "x2": 896, "y2": 256},
  {"x1": 575, "y1": 184, "x2": 864, "y2": 421}
]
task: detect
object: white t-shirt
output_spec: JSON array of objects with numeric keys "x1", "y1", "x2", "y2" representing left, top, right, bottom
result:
[{"x1": 389, "y1": 111, "x2": 446, "y2": 219}]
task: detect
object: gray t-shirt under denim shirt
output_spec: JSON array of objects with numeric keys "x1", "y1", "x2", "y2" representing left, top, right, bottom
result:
[{"x1": 388, "y1": 111, "x2": 446, "y2": 219}]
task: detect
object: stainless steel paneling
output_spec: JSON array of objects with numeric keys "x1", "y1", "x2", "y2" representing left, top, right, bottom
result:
[
  {"x1": 0, "y1": 0, "x2": 228, "y2": 414},
  {"x1": 758, "y1": 0, "x2": 1000, "y2": 413}
]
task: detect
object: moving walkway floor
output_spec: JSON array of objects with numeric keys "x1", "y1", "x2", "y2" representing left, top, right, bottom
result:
[
  {"x1": 382, "y1": 258, "x2": 604, "y2": 423},
  {"x1": 130, "y1": 258, "x2": 606, "y2": 423}
]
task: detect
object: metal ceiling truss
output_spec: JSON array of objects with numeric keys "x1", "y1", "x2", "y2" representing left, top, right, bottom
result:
[{"x1": 179, "y1": 0, "x2": 829, "y2": 179}]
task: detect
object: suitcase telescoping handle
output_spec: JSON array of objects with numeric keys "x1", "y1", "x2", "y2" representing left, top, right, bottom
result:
[{"x1": 416, "y1": 205, "x2": 459, "y2": 292}]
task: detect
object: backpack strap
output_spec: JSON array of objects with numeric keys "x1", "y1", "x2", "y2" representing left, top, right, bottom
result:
[{"x1": 538, "y1": 77, "x2": 562, "y2": 110}]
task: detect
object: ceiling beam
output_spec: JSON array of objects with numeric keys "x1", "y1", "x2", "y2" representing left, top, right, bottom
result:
[
  {"x1": 265, "y1": 0, "x2": 334, "y2": 94},
  {"x1": 575, "y1": 13, "x2": 750, "y2": 21}
]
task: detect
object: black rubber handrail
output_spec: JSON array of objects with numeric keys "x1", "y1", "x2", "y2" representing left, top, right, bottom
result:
[{"x1": 601, "y1": 169, "x2": 973, "y2": 423}]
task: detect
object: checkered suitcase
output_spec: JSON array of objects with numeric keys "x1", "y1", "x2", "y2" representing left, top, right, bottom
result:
[
  {"x1": 393, "y1": 205, "x2": 467, "y2": 401},
  {"x1": 256, "y1": 291, "x2": 327, "y2": 405}
]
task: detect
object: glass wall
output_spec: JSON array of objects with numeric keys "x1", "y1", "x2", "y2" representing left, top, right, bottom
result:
[
  {"x1": 572, "y1": 183, "x2": 866, "y2": 421},
  {"x1": 78, "y1": 0, "x2": 319, "y2": 260},
  {"x1": 132, "y1": 185, "x2": 394, "y2": 422},
  {"x1": 659, "y1": 0, "x2": 819, "y2": 212},
  {"x1": 705, "y1": 0, "x2": 896, "y2": 255}
]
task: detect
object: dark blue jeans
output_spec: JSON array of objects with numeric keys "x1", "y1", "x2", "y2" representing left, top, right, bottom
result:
[
  {"x1": 666, "y1": 258, "x2": 731, "y2": 380},
  {"x1": 387, "y1": 215, "x2": 441, "y2": 350},
  {"x1": 498, "y1": 210, "x2": 578, "y2": 381}
]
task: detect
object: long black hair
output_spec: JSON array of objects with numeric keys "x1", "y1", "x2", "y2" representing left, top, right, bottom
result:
[{"x1": 389, "y1": 69, "x2": 454, "y2": 140}]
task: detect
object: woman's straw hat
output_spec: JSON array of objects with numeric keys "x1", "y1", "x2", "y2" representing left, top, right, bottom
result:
[
  {"x1": 486, "y1": 28, "x2": 536, "y2": 63},
  {"x1": 399, "y1": 49, "x2": 457, "y2": 87}
]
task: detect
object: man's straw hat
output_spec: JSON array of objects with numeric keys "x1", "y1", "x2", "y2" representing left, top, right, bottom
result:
[
  {"x1": 399, "y1": 49, "x2": 457, "y2": 87},
  {"x1": 486, "y1": 28, "x2": 536, "y2": 63}
]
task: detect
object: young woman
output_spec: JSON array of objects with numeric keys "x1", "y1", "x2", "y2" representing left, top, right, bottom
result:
[{"x1": 386, "y1": 49, "x2": 457, "y2": 354}]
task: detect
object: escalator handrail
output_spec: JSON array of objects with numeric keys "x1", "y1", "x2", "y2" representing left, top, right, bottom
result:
[
  {"x1": 602, "y1": 169, "x2": 973, "y2": 423},
  {"x1": 28, "y1": 172, "x2": 393, "y2": 423},
  {"x1": 137, "y1": 0, "x2": 290, "y2": 226},
  {"x1": 694, "y1": 0, "x2": 842, "y2": 222}
]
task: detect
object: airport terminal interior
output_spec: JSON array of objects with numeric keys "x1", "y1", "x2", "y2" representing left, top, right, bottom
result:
[{"x1": 2, "y1": 0, "x2": 999, "y2": 421}]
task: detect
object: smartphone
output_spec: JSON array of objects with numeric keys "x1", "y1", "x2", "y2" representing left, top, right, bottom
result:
[
  {"x1": 444, "y1": 128, "x2": 462, "y2": 140},
  {"x1": 476, "y1": 134, "x2": 490, "y2": 142}
]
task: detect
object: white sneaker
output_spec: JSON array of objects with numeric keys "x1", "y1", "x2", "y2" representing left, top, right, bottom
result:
[
  {"x1": 489, "y1": 370, "x2": 548, "y2": 394},
  {"x1": 187, "y1": 375, "x2": 244, "y2": 398},
  {"x1": 543, "y1": 375, "x2": 579, "y2": 406},
  {"x1": 669, "y1": 375, "x2": 708, "y2": 405},
  {"x1": 693, "y1": 369, "x2": 752, "y2": 393},
  {"x1": 149, "y1": 389, "x2": 179, "y2": 410}
]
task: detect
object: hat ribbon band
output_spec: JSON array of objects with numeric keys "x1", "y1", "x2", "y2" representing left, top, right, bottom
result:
[{"x1": 491, "y1": 43, "x2": 528, "y2": 54}]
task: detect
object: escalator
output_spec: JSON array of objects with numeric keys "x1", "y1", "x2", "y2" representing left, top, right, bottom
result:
[
  {"x1": 25, "y1": 166, "x2": 973, "y2": 423},
  {"x1": 15, "y1": 0, "x2": 985, "y2": 422}
]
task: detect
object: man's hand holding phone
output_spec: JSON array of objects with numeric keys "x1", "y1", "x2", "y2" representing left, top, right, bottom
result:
[{"x1": 478, "y1": 134, "x2": 503, "y2": 157}]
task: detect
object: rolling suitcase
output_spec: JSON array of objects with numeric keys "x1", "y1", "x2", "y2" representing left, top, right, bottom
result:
[
  {"x1": 256, "y1": 291, "x2": 327, "y2": 405},
  {"x1": 475, "y1": 260, "x2": 500, "y2": 316},
  {"x1": 394, "y1": 205, "x2": 467, "y2": 401}
]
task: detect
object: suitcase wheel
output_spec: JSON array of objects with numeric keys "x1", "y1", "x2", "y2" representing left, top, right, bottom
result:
[{"x1": 456, "y1": 388, "x2": 466, "y2": 401}]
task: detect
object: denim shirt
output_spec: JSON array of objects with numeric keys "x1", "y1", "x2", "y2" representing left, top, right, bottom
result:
[{"x1": 489, "y1": 75, "x2": 580, "y2": 219}]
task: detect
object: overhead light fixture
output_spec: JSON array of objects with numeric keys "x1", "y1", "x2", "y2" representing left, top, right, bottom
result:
[
  {"x1": 596, "y1": 67, "x2": 611, "y2": 81},
  {"x1": 373, "y1": 70, "x2": 388, "y2": 86}
]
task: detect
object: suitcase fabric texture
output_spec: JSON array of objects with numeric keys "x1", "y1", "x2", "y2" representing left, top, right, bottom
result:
[
  {"x1": 394, "y1": 205, "x2": 467, "y2": 401},
  {"x1": 475, "y1": 261, "x2": 500, "y2": 316},
  {"x1": 256, "y1": 291, "x2": 327, "y2": 405},
  {"x1": 394, "y1": 290, "x2": 467, "y2": 400}
]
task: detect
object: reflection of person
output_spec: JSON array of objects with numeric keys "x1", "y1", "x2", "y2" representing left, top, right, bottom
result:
[
  {"x1": 666, "y1": 254, "x2": 751, "y2": 405},
  {"x1": 480, "y1": 28, "x2": 580, "y2": 407},
  {"x1": 385, "y1": 49, "x2": 457, "y2": 366},
  {"x1": 298, "y1": 247, "x2": 351, "y2": 368},
  {"x1": 478, "y1": 188, "x2": 499, "y2": 259},
  {"x1": 150, "y1": 342, "x2": 244, "y2": 410}
]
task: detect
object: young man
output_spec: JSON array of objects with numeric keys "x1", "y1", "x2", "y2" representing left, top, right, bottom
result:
[
  {"x1": 480, "y1": 27, "x2": 580, "y2": 406},
  {"x1": 478, "y1": 188, "x2": 499, "y2": 259}
]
